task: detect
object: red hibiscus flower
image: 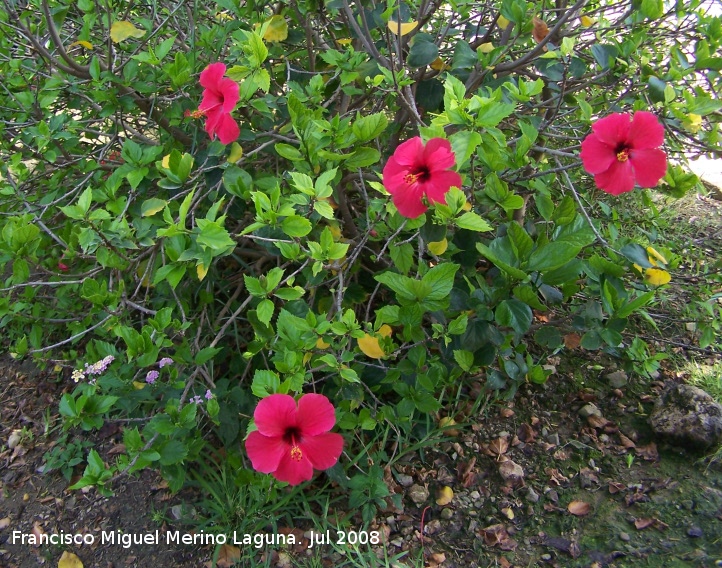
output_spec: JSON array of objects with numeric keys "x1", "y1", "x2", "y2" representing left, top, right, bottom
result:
[
  {"x1": 580, "y1": 111, "x2": 667, "y2": 196},
  {"x1": 382, "y1": 137, "x2": 463, "y2": 218},
  {"x1": 245, "y1": 393, "x2": 344, "y2": 486},
  {"x1": 198, "y1": 63, "x2": 240, "y2": 145}
]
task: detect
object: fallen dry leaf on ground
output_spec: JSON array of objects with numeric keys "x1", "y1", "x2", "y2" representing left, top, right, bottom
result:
[
  {"x1": 567, "y1": 500, "x2": 591, "y2": 516},
  {"x1": 58, "y1": 551, "x2": 83, "y2": 568}
]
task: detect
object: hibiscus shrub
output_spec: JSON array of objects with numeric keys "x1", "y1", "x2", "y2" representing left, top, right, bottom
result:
[{"x1": 0, "y1": 0, "x2": 720, "y2": 503}]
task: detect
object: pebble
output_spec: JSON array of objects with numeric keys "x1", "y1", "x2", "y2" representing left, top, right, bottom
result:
[
  {"x1": 541, "y1": 553, "x2": 552, "y2": 561},
  {"x1": 605, "y1": 370, "x2": 628, "y2": 388},
  {"x1": 687, "y1": 526, "x2": 703, "y2": 538},
  {"x1": 546, "y1": 432, "x2": 560, "y2": 446},
  {"x1": 619, "y1": 532, "x2": 631, "y2": 542},
  {"x1": 440, "y1": 508, "x2": 454, "y2": 520},
  {"x1": 397, "y1": 474, "x2": 414, "y2": 487},
  {"x1": 579, "y1": 403, "x2": 602, "y2": 418},
  {"x1": 526, "y1": 487, "x2": 540, "y2": 503},
  {"x1": 470, "y1": 490, "x2": 481, "y2": 500},
  {"x1": 408, "y1": 484, "x2": 429, "y2": 505}
]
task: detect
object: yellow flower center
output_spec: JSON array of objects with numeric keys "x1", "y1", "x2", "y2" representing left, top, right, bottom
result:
[
  {"x1": 404, "y1": 172, "x2": 420, "y2": 185},
  {"x1": 290, "y1": 446, "x2": 303, "y2": 461},
  {"x1": 616, "y1": 149, "x2": 630, "y2": 162}
]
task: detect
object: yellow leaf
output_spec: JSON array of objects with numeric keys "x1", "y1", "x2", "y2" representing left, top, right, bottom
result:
[
  {"x1": 328, "y1": 223, "x2": 342, "y2": 240},
  {"x1": 227, "y1": 142, "x2": 243, "y2": 163},
  {"x1": 430, "y1": 57, "x2": 449, "y2": 71},
  {"x1": 387, "y1": 20, "x2": 418, "y2": 36},
  {"x1": 646, "y1": 246, "x2": 667, "y2": 265},
  {"x1": 110, "y1": 21, "x2": 145, "y2": 43},
  {"x1": 316, "y1": 337, "x2": 330, "y2": 349},
  {"x1": 478, "y1": 42, "x2": 494, "y2": 53},
  {"x1": 435, "y1": 486, "x2": 454, "y2": 506},
  {"x1": 58, "y1": 551, "x2": 84, "y2": 568},
  {"x1": 69, "y1": 40, "x2": 93, "y2": 50},
  {"x1": 132, "y1": 381, "x2": 146, "y2": 390},
  {"x1": 357, "y1": 325, "x2": 392, "y2": 359},
  {"x1": 197, "y1": 262, "x2": 209, "y2": 281},
  {"x1": 462, "y1": 200, "x2": 472, "y2": 211},
  {"x1": 428, "y1": 238, "x2": 448, "y2": 255},
  {"x1": 684, "y1": 113, "x2": 702, "y2": 133},
  {"x1": 337, "y1": 38, "x2": 353, "y2": 46},
  {"x1": 644, "y1": 267, "x2": 671, "y2": 286},
  {"x1": 263, "y1": 15, "x2": 288, "y2": 42},
  {"x1": 161, "y1": 154, "x2": 171, "y2": 169},
  {"x1": 497, "y1": 15, "x2": 511, "y2": 30},
  {"x1": 580, "y1": 15, "x2": 595, "y2": 27}
]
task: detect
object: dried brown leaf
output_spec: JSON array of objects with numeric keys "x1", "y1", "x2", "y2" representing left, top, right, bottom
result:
[
  {"x1": 216, "y1": 544, "x2": 241, "y2": 567},
  {"x1": 567, "y1": 500, "x2": 591, "y2": 516},
  {"x1": 489, "y1": 436, "x2": 509, "y2": 457}
]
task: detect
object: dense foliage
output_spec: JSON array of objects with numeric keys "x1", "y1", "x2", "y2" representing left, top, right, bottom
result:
[{"x1": 1, "y1": 0, "x2": 720, "y2": 517}]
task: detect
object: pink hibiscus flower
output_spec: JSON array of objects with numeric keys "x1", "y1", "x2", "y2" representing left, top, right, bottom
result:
[
  {"x1": 245, "y1": 393, "x2": 344, "y2": 486},
  {"x1": 198, "y1": 63, "x2": 240, "y2": 145},
  {"x1": 382, "y1": 137, "x2": 463, "y2": 218},
  {"x1": 580, "y1": 111, "x2": 667, "y2": 196}
]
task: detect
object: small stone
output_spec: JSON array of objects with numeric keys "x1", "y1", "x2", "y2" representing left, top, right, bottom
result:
[
  {"x1": 408, "y1": 484, "x2": 429, "y2": 505},
  {"x1": 469, "y1": 490, "x2": 481, "y2": 500},
  {"x1": 526, "y1": 486, "x2": 540, "y2": 503},
  {"x1": 681, "y1": 500, "x2": 695, "y2": 510},
  {"x1": 687, "y1": 526, "x2": 703, "y2": 538},
  {"x1": 619, "y1": 532, "x2": 631, "y2": 542},
  {"x1": 541, "y1": 553, "x2": 552, "y2": 561},
  {"x1": 649, "y1": 383, "x2": 722, "y2": 448},
  {"x1": 424, "y1": 519, "x2": 441, "y2": 535},
  {"x1": 546, "y1": 432, "x2": 560, "y2": 446},
  {"x1": 396, "y1": 473, "x2": 414, "y2": 487},
  {"x1": 440, "y1": 508, "x2": 454, "y2": 520},
  {"x1": 605, "y1": 370, "x2": 628, "y2": 388},
  {"x1": 579, "y1": 403, "x2": 602, "y2": 418},
  {"x1": 545, "y1": 489, "x2": 559, "y2": 503}
]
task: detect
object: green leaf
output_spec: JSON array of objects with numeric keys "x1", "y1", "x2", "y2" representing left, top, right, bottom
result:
[
  {"x1": 353, "y1": 113, "x2": 388, "y2": 142},
  {"x1": 314, "y1": 200, "x2": 335, "y2": 219},
  {"x1": 527, "y1": 242, "x2": 582, "y2": 272},
  {"x1": 345, "y1": 147, "x2": 380, "y2": 168},
  {"x1": 619, "y1": 243, "x2": 653, "y2": 268},
  {"x1": 552, "y1": 195, "x2": 576, "y2": 225},
  {"x1": 507, "y1": 222, "x2": 533, "y2": 260},
  {"x1": 453, "y1": 349, "x2": 474, "y2": 371},
  {"x1": 195, "y1": 346, "x2": 222, "y2": 365},
  {"x1": 256, "y1": 298, "x2": 274, "y2": 326},
  {"x1": 423, "y1": 263, "x2": 459, "y2": 301},
  {"x1": 282, "y1": 215, "x2": 312, "y2": 237},
  {"x1": 495, "y1": 299, "x2": 532, "y2": 334},
  {"x1": 615, "y1": 291, "x2": 655, "y2": 319},
  {"x1": 276, "y1": 143, "x2": 304, "y2": 161},
  {"x1": 456, "y1": 211, "x2": 492, "y2": 231},
  {"x1": 449, "y1": 130, "x2": 482, "y2": 166},
  {"x1": 251, "y1": 370, "x2": 280, "y2": 398},
  {"x1": 407, "y1": 38, "x2": 439, "y2": 67},
  {"x1": 141, "y1": 198, "x2": 167, "y2": 217},
  {"x1": 641, "y1": 0, "x2": 663, "y2": 19},
  {"x1": 196, "y1": 220, "x2": 236, "y2": 254},
  {"x1": 476, "y1": 242, "x2": 528, "y2": 280}
]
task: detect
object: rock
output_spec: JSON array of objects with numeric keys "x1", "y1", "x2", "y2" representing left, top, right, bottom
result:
[
  {"x1": 408, "y1": 484, "x2": 429, "y2": 505},
  {"x1": 605, "y1": 370, "x2": 628, "y2": 388},
  {"x1": 649, "y1": 383, "x2": 722, "y2": 448},
  {"x1": 687, "y1": 526, "x2": 703, "y2": 538},
  {"x1": 619, "y1": 532, "x2": 630, "y2": 542},
  {"x1": 396, "y1": 473, "x2": 414, "y2": 487},
  {"x1": 579, "y1": 403, "x2": 602, "y2": 418},
  {"x1": 440, "y1": 508, "x2": 454, "y2": 520},
  {"x1": 498, "y1": 459, "x2": 525, "y2": 487},
  {"x1": 526, "y1": 486, "x2": 540, "y2": 503}
]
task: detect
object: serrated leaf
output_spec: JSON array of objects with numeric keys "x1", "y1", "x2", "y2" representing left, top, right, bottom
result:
[
  {"x1": 110, "y1": 21, "x2": 145, "y2": 43},
  {"x1": 387, "y1": 20, "x2": 418, "y2": 36},
  {"x1": 456, "y1": 211, "x2": 492, "y2": 232},
  {"x1": 282, "y1": 215, "x2": 312, "y2": 237},
  {"x1": 314, "y1": 200, "x2": 335, "y2": 219}
]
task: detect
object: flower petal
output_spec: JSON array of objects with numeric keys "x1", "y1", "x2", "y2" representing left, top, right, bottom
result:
[
  {"x1": 300, "y1": 432, "x2": 344, "y2": 470},
  {"x1": 245, "y1": 431, "x2": 287, "y2": 474},
  {"x1": 392, "y1": 182, "x2": 428, "y2": 218},
  {"x1": 253, "y1": 394, "x2": 298, "y2": 437},
  {"x1": 272, "y1": 452, "x2": 314, "y2": 485},
  {"x1": 382, "y1": 157, "x2": 410, "y2": 195},
  {"x1": 580, "y1": 134, "x2": 617, "y2": 174},
  {"x1": 199, "y1": 62, "x2": 227, "y2": 90},
  {"x1": 593, "y1": 159, "x2": 636, "y2": 195},
  {"x1": 215, "y1": 113, "x2": 240, "y2": 144},
  {"x1": 423, "y1": 138, "x2": 456, "y2": 171},
  {"x1": 423, "y1": 170, "x2": 462, "y2": 204},
  {"x1": 590, "y1": 113, "x2": 631, "y2": 147},
  {"x1": 628, "y1": 111, "x2": 664, "y2": 150},
  {"x1": 391, "y1": 137, "x2": 425, "y2": 167},
  {"x1": 219, "y1": 78, "x2": 240, "y2": 112},
  {"x1": 630, "y1": 148, "x2": 667, "y2": 187},
  {"x1": 199, "y1": 90, "x2": 223, "y2": 112},
  {"x1": 297, "y1": 393, "x2": 337, "y2": 437}
]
